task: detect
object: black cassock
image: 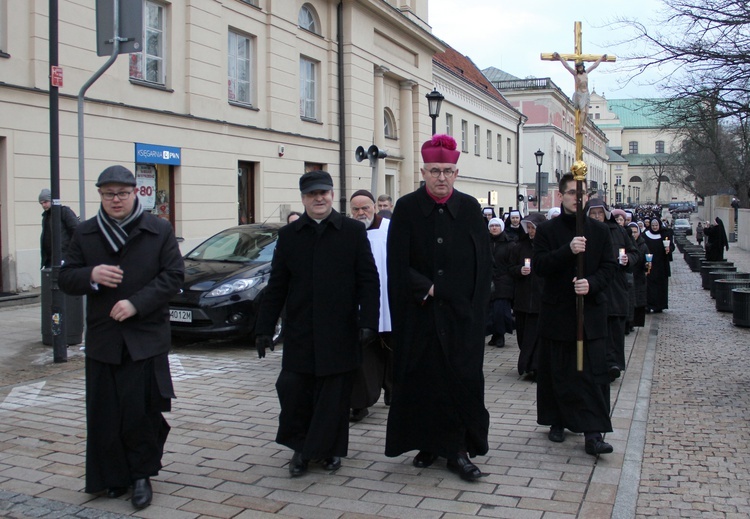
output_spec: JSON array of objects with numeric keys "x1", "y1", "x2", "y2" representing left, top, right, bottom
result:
[
  {"x1": 644, "y1": 228, "x2": 674, "y2": 312},
  {"x1": 385, "y1": 187, "x2": 491, "y2": 459}
]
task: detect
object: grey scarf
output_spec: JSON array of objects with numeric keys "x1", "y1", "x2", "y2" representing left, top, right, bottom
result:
[{"x1": 96, "y1": 196, "x2": 144, "y2": 253}]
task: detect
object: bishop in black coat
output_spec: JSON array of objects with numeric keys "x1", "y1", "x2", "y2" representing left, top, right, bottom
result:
[{"x1": 385, "y1": 135, "x2": 491, "y2": 480}]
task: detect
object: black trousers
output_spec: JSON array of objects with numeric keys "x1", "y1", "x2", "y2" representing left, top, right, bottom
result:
[
  {"x1": 276, "y1": 369, "x2": 354, "y2": 459},
  {"x1": 85, "y1": 352, "x2": 172, "y2": 493}
]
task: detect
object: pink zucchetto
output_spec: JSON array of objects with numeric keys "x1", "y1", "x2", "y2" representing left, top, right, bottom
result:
[{"x1": 421, "y1": 134, "x2": 460, "y2": 164}]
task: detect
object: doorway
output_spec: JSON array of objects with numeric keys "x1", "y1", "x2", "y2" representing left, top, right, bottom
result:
[{"x1": 238, "y1": 161, "x2": 256, "y2": 225}]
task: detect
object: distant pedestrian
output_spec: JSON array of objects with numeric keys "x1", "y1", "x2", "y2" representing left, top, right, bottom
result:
[
  {"x1": 377, "y1": 194, "x2": 394, "y2": 218},
  {"x1": 644, "y1": 218, "x2": 674, "y2": 313},
  {"x1": 696, "y1": 221, "x2": 704, "y2": 246},
  {"x1": 59, "y1": 165, "x2": 184, "y2": 510},
  {"x1": 39, "y1": 188, "x2": 79, "y2": 268},
  {"x1": 487, "y1": 217, "x2": 515, "y2": 347},
  {"x1": 510, "y1": 212, "x2": 546, "y2": 378},
  {"x1": 286, "y1": 211, "x2": 302, "y2": 224},
  {"x1": 704, "y1": 217, "x2": 729, "y2": 261}
]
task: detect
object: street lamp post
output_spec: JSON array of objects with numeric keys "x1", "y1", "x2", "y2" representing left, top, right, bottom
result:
[
  {"x1": 603, "y1": 181, "x2": 608, "y2": 203},
  {"x1": 426, "y1": 88, "x2": 444, "y2": 136},
  {"x1": 628, "y1": 185, "x2": 632, "y2": 204},
  {"x1": 534, "y1": 149, "x2": 544, "y2": 213}
]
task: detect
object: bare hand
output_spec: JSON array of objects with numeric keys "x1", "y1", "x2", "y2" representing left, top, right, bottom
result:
[
  {"x1": 570, "y1": 236, "x2": 586, "y2": 254},
  {"x1": 110, "y1": 300, "x2": 137, "y2": 321},
  {"x1": 553, "y1": 52, "x2": 560, "y2": 59},
  {"x1": 92, "y1": 264, "x2": 124, "y2": 288},
  {"x1": 572, "y1": 277, "x2": 589, "y2": 295},
  {"x1": 521, "y1": 266, "x2": 531, "y2": 276},
  {"x1": 619, "y1": 254, "x2": 629, "y2": 266}
]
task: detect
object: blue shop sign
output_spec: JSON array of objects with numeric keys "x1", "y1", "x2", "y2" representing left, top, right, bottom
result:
[{"x1": 135, "y1": 143, "x2": 181, "y2": 165}]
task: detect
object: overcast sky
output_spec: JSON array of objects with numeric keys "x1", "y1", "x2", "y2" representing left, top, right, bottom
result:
[{"x1": 428, "y1": 0, "x2": 671, "y2": 100}]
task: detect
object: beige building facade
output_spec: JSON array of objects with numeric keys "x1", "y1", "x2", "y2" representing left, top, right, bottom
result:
[
  {"x1": 0, "y1": 0, "x2": 472, "y2": 291},
  {"x1": 591, "y1": 93, "x2": 694, "y2": 206}
]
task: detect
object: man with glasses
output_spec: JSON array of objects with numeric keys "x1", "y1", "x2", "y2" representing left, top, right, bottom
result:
[
  {"x1": 532, "y1": 173, "x2": 617, "y2": 456},
  {"x1": 385, "y1": 134, "x2": 491, "y2": 481},
  {"x1": 59, "y1": 165, "x2": 184, "y2": 509}
]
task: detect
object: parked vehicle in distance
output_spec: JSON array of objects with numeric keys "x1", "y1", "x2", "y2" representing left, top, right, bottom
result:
[
  {"x1": 169, "y1": 223, "x2": 283, "y2": 342},
  {"x1": 673, "y1": 218, "x2": 692, "y2": 235}
]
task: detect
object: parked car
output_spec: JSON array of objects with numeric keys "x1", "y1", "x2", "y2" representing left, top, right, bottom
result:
[
  {"x1": 673, "y1": 218, "x2": 692, "y2": 235},
  {"x1": 169, "y1": 223, "x2": 284, "y2": 342}
]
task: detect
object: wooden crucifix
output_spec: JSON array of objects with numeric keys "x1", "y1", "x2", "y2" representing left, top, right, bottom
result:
[
  {"x1": 541, "y1": 21, "x2": 616, "y2": 161},
  {"x1": 541, "y1": 22, "x2": 615, "y2": 371}
]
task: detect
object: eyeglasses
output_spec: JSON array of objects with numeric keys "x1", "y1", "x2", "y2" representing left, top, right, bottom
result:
[
  {"x1": 100, "y1": 190, "x2": 133, "y2": 201},
  {"x1": 427, "y1": 168, "x2": 456, "y2": 178},
  {"x1": 562, "y1": 189, "x2": 579, "y2": 196}
]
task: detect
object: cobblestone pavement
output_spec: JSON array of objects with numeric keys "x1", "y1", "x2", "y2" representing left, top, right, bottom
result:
[
  {"x1": 0, "y1": 238, "x2": 748, "y2": 518},
  {"x1": 635, "y1": 241, "x2": 750, "y2": 518}
]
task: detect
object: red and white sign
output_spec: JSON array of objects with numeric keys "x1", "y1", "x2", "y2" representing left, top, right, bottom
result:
[
  {"x1": 136, "y1": 165, "x2": 156, "y2": 211},
  {"x1": 51, "y1": 66, "x2": 63, "y2": 88}
]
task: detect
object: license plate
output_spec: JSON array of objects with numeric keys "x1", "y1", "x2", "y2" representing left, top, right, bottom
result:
[{"x1": 170, "y1": 309, "x2": 192, "y2": 323}]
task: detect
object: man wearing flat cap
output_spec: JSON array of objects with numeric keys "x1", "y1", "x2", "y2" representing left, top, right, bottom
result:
[
  {"x1": 385, "y1": 134, "x2": 491, "y2": 481},
  {"x1": 255, "y1": 170, "x2": 380, "y2": 477},
  {"x1": 59, "y1": 165, "x2": 184, "y2": 510},
  {"x1": 347, "y1": 189, "x2": 393, "y2": 422}
]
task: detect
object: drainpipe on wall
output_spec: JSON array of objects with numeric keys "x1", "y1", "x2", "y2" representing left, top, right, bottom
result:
[
  {"x1": 516, "y1": 114, "x2": 523, "y2": 213},
  {"x1": 337, "y1": 1, "x2": 347, "y2": 214}
]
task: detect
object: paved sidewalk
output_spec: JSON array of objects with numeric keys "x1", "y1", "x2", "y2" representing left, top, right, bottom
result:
[{"x1": 0, "y1": 239, "x2": 748, "y2": 518}]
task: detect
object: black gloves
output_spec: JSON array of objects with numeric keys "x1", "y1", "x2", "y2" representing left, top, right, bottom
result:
[
  {"x1": 256, "y1": 335, "x2": 274, "y2": 358},
  {"x1": 359, "y1": 328, "x2": 378, "y2": 348}
]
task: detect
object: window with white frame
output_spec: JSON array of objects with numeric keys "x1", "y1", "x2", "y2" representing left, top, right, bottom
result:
[
  {"x1": 298, "y1": 4, "x2": 320, "y2": 34},
  {"x1": 445, "y1": 113, "x2": 453, "y2": 136},
  {"x1": 506, "y1": 138, "x2": 511, "y2": 164},
  {"x1": 473, "y1": 125, "x2": 480, "y2": 155},
  {"x1": 299, "y1": 57, "x2": 318, "y2": 120},
  {"x1": 497, "y1": 134, "x2": 502, "y2": 162},
  {"x1": 655, "y1": 140, "x2": 665, "y2": 153},
  {"x1": 228, "y1": 30, "x2": 253, "y2": 105},
  {"x1": 486, "y1": 130, "x2": 492, "y2": 159},
  {"x1": 384, "y1": 108, "x2": 396, "y2": 138},
  {"x1": 129, "y1": 1, "x2": 166, "y2": 85},
  {"x1": 461, "y1": 120, "x2": 468, "y2": 152}
]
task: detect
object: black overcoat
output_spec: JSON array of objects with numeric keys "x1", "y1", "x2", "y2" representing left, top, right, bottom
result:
[
  {"x1": 41, "y1": 205, "x2": 79, "y2": 268},
  {"x1": 602, "y1": 219, "x2": 639, "y2": 317},
  {"x1": 255, "y1": 210, "x2": 380, "y2": 377},
  {"x1": 59, "y1": 212, "x2": 184, "y2": 364},
  {"x1": 509, "y1": 234, "x2": 543, "y2": 313},
  {"x1": 385, "y1": 186, "x2": 491, "y2": 458},
  {"x1": 489, "y1": 232, "x2": 515, "y2": 300},
  {"x1": 533, "y1": 212, "x2": 616, "y2": 342}
]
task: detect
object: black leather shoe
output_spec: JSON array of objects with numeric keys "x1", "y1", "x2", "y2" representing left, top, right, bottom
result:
[
  {"x1": 289, "y1": 451, "x2": 309, "y2": 477},
  {"x1": 608, "y1": 366, "x2": 621, "y2": 382},
  {"x1": 106, "y1": 487, "x2": 127, "y2": 498},
  {"x1": 548, "y1": 426, "x2": 565, "y2": 443},
  {"x1": 321, "y1": 456, "x2": 341, "y2": 471},
  {"x1": 131, "y1": 478, "x2": 152, "y2": 510},
  {"x1": 412, "y1": 450, "x2": 438, "y2": 468},
  {"x1": 585, "y1": 438, "x2": 614, "y2": 456},
  {"x1": 350, "y1": 408, "x2": 369, "y2": 422},
  {"x1": 447, "y1": 453, "x2": 483, "y2": 481}
]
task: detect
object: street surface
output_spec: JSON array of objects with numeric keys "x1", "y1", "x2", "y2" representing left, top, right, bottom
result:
[{"x1": 0, "y1": 233, "x2": 748, "y2": 518}]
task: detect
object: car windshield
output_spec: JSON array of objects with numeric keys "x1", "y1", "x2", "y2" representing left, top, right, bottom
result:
[
  {"x1": 675, "y1": 219, "x2": 689, "y2": 226},
  {"x1": 186, "y1": 228, "x2": 278, "y2": 263}
]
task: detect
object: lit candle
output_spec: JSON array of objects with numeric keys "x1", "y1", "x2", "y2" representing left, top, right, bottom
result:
[{"x1": 524, "y1": 258, "x2": 531, "y2": 268}]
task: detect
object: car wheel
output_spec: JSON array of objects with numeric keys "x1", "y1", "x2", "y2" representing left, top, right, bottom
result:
[{"x1": 272, "y1": 317, "x2": 284, "y2": 345}]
